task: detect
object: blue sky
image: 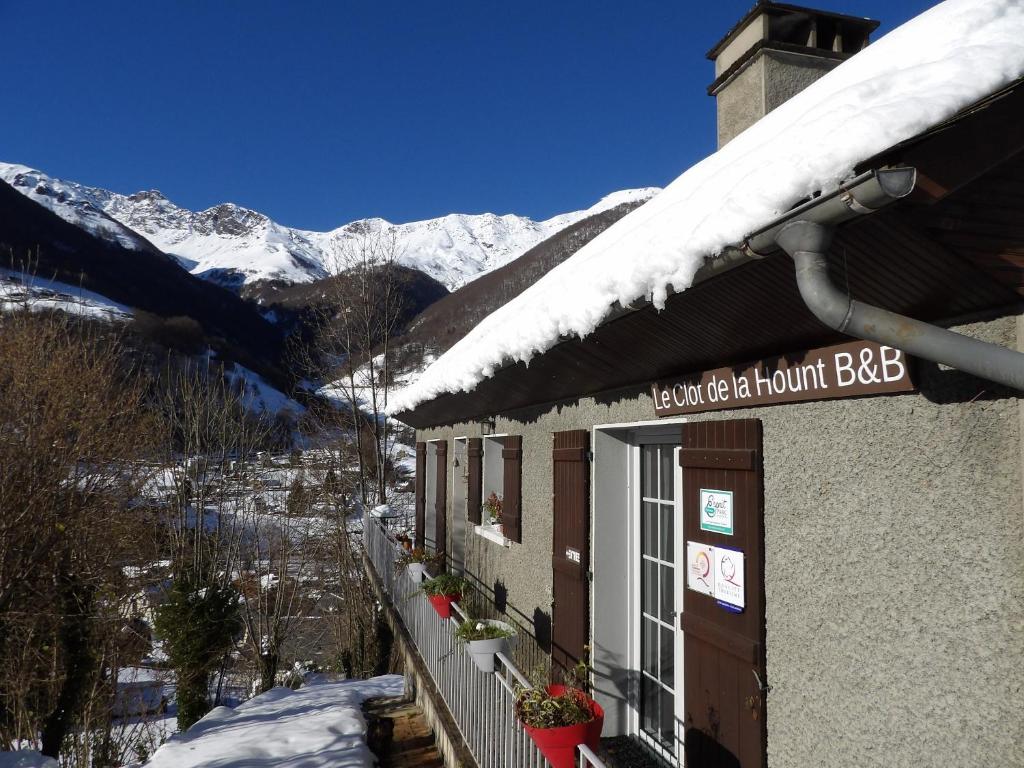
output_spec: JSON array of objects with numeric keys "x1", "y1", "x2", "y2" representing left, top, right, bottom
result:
[{"x1": 1, "y1": 1, "x2": 934, "y2": 230}]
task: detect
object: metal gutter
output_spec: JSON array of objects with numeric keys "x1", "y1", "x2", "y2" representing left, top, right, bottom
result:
[
  {"x1": 414, "y1": 167, "x2": 922, "y2": 393},
  {"x1": 696, "y1": 166, "x2": 917, "y2": 284},
  {"x1": 775, "y1": 219, "x2": 1024, "y2": 390},
  {"x1": 711, "y1": 161, "x2": 1024, "y2": 390}
]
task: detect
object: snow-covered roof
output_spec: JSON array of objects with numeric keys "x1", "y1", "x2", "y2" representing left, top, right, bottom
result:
[{"x1": 391, "y1": 0, "x2": 1024, "y2": 416}]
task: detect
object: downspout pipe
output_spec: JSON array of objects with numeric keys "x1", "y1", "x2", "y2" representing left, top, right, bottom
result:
[{"x1": 775, "y1": 220, "x2": 1024, "y2": 390}]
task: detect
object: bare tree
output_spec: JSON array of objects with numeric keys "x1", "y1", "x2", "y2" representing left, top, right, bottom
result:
[
  {"x1": 154, "y1": 362, "x2": 271, "y2": 591},
  {"x1": 153, "y1": 363, "x2": 276, "y2": 719},
  {"x1": 306, "y1": 228, "x2": 407, "y2": 508},
  {"x1": 0, "y1": 306, "x2": 157, "y2": 761},
  {"x1": 235, "y1": 471, "x2": 329, "y2": 693},
  {"x1": 324, "y1": 489, "x2": 399, "y2": 679},
  {"x1": 154, "y1": 362, "x2": 340, "y2": 706}
]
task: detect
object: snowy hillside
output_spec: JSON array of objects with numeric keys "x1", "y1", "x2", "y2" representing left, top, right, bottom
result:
[
  {"x1": 0, "y1": 162, "x2": 657, "y2": 291},
  {"x1": 309, "y1": 187, "x2": 660, "y2": 291},
  {"x1": 0, "y1": 163, "x2": 165, "y2": 255},
  {"x1": 0, "y1": 268, "x2": 132, "y2": 320}
]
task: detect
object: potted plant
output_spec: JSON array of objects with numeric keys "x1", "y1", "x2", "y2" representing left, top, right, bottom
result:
[
  {"x1": 454, "y1": 619, "x2": 516, "y2": 672},
  {"x1": 394, "y1": 547, "x2": 442, "y2": 583},
  {"x1": 483, "y1": 492, "x2": 503, "y2": 534},
  {"x1": 514, "y1": 658, "x2": 603, "y2": 768},
  {"x1": 419, "y1": 573, "x2": 469, "y2": 619}
]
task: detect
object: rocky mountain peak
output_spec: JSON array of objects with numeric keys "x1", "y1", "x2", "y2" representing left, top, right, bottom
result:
[{"x1": 0, "y1": 161, "x2": 660, "y2": 292}]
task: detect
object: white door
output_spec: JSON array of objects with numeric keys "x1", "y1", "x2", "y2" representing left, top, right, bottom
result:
[{"x1": 635, "y1": 442, "x2": 684, "y2": 763}]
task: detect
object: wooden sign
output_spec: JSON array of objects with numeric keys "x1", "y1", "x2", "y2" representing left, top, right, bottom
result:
[{"x1": 651, "y1": 340, "x2": 914, "y2": 417}]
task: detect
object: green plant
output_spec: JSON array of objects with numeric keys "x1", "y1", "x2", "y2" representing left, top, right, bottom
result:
[
  {"x1": 419, "y1": 573, "x2": 470, "y2": 598},
  {"x1": 154, "y1": 575, "x2": 242, "y2": 730},
  {"x1": 394, "y1": 547, "x2": 444, "y2": 573},
  {"x1": 513, "y1": 647, "x2": 595, "y2": 728},
  {"x1": 454, "y1": 619, "x2": 515, "y2": 644},
  {"x1": 569, "y1": 647, "x2": 591, "y2": 693},
  {"x1": 286, "y1": 476, "x2": 308, "y2": 516},
  {"x1": 514, "y1": 685, "x2": 594, "y2": 729},
  {"x1": 483, "y1": 492, "x2": 503, "y2": 524}
]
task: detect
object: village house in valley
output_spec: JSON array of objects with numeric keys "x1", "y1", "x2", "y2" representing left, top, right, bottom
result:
[{"x1": 364, "y1": 2, "x2": 1024, "y2": 766}]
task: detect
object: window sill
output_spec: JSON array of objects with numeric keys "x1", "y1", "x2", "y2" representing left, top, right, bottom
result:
[{"x1": 473, "y1": 524, "x2": 510, "y2": 547}]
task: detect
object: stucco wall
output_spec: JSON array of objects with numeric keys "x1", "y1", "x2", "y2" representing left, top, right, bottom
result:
[
  {"x1": 757, "y1": 316, "x2": 1023, "y2": 767},
  {"x1": 715, "y1": 49, "x2": 838, "y2": 148},
  {"x1": 763, "y1": 50, "x2": 837, "y2": 112},
  {"x1": 716, "y1": 58, "x2": 764, "y2": 148},
  {"x1": 415, "y1": 316, "x2": 1024, "y2": 767}
]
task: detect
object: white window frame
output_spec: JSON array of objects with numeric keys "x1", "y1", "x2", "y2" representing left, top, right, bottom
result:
[{"x1": 474, "y1": 433, "x2": 511, "y2": 546}]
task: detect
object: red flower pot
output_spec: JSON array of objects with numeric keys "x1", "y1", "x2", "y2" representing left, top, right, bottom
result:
[
  {"x1": 522, "y1": 686, "x2": 604, "y2": 768},
  {"x1": 427, "y1": 593, "x2": 459, "y2": 619}
]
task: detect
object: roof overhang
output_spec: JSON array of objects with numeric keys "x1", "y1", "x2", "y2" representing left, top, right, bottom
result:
[{"x1": 397, "y1": 80, "x2": 1024, "y2": 429}]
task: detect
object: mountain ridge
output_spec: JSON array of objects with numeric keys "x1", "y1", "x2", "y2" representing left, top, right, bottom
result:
[
  {"x1": 0, "y1": 176, "x2": 288, "y2": 385},
  {"x1": 0, "y1": 161, "x2": 659, "y2": 293}
]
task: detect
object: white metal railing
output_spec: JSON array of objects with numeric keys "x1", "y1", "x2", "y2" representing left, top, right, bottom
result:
[{"x1": 363, "y1": 512, "x2": 609, "y2": 768}]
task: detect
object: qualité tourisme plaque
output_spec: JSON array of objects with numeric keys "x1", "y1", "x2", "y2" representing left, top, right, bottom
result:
[{"x1": 651, "y1": 340, "x2": 914, "y2": 417}]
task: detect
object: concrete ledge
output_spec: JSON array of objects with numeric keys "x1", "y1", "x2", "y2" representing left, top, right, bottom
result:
[
  {"x1": 363, "y1": 552, "x2": 478, "y2": 768},
  {"x1": 473, "y1": 524, "x2": 510, "y2": 546}
]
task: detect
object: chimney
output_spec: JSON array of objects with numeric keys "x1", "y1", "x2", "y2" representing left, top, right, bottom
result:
[{"x1": 707, "y1": 2, "x2": 879, "y2": 148}]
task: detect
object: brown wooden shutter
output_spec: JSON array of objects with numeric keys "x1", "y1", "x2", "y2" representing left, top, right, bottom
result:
[
  {"x1": 434, "y1": 441, "x2": 448, "y2": 567},
  {"x1": 467, "y1": 438, "x2": 483, "y2": 525},
  {"x1": 680, "y1": 419, "x2": 767, "y2": 768},
  {"x1": 502, "y1": 435, "x2": 523, "y2": 543},
  {"x1": 551, "y1": 429, "x2": 590, "y2": 676},
  {"x1": 414, "y1": 441, "x2": 426, "y2": 549}
]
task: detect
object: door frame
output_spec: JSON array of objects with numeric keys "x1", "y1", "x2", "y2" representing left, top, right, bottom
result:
[{"x1": 589, "y1": 417, "x2": 691, "y2": 744}]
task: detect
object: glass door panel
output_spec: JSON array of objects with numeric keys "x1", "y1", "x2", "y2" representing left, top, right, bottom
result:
[{"x1": 638, "y1": 443, "x2": 679, "y2": 758}]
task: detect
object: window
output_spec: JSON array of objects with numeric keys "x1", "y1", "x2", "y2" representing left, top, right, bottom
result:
[
  {"x1": 472, "y1": 434, "x2": 522, "y2": 544},
  {"x1": 476, "y1": 436, "x2": 508, "y2": 543}
]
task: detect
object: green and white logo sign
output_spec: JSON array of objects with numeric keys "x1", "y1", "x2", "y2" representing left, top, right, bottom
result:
[{"x1": 699, "y1": 489, "x2": 733, "y2": 535}]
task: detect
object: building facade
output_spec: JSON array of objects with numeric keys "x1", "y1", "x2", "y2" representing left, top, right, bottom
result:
[
  {"x1": 389, "y1": 4, "x2": 1024, "y2": 766},
  {"x1": 410, "y1": 315, "x2": 1023, "y2": 767}
]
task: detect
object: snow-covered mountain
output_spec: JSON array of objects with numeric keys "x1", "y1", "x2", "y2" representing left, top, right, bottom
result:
[{"x1": 0, "y1": 162, "x2": 658, "y2": 292}]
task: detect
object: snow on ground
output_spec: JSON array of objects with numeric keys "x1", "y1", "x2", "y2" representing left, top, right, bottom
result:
[
  {"x1": 114, "y1": 666, "x2": 173, "y2": 718},
  {"x1": 318, "y1": 351, "x2": 435, "y2": 416},
  {"x1": 392, "y1": 442, "x2": 417, "y2": 476},
  {"x1": 0, "y1": 753, "x2": 57, "y2": 768},
  {"x1": 390, "y1": 0, "x2": 1024, "y2": 414},
  {"x1": 139, "y1": 468, "x2": 180, "y2": 499},
  {"x1": 0, "y1": 268, "x2": 131, "y2": 320},
  {"x1": 142, "y1": 675, "x2": 404, "y2": 768},
  {"x1": 225, "y1": 364, "x2": 305, "y2": 416}
]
